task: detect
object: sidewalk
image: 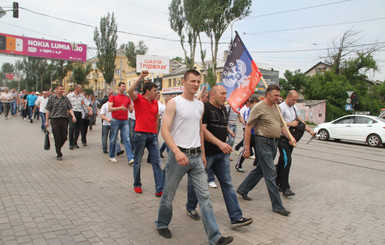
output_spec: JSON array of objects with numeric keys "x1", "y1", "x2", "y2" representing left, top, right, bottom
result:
[{"x1": 0, "y1": 116, "x2": 384, "y2": 244}]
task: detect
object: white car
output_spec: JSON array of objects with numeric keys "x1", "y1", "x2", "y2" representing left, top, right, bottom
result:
[{"x1": 314, "y1": 115, "x2": 385, "y2": 147}]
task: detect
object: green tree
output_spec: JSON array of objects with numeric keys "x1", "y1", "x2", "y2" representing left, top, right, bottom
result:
[
  {"x1": 0, "y1": 63, "x2": 15, "y2": 86},
  {"x1": 94, "y1": 12, "x2": 118, "y2": 85},
  {"x1": 199, "y1": 0, "x2": 252, "y2": 87},
  {"x1": 72, "y1": 63, "x2": 92, "y2": 86},
  {"x1": 123, "y1": 41, "x2": 148, "y2": 68},
  {"x1": 279, "y1": 69, "x2": 311, "y2": 97}
]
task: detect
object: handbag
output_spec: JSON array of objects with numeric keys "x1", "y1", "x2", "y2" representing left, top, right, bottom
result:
[
  {"x1": 44, "y1": 131, "x2": 50, "y2": 150},
  {"x1": 289, "y1": 107, "x2": 306, "y2": 142}
]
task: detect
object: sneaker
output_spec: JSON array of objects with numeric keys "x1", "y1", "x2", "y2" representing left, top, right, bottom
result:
[
  {"x1": 186, "y1": 210, "x2": 200, "y2": 220},
  {"x1": 160, "y1": 153, "x2": 164, "y2": 158},
  {"x1": 109, "y1": 158, "x2": 117, "y2": 163},
  {"x1": 103, "y1": 150, "x2": 108, "y2": 154},
  {"x1": 69, "y1": 146, "x2": 74, "y2": 150},
  {"x1": 236, "y1": 167, "x2": 244, "y2": 173},
  {"x1": 82, "y1": 142, "x2": 87, "y2": 146},
  {"x1": 236, "y1": 190, "x2": 252, "y2": 201},
  {"x1": 155, "y1": 191, "x2": 163, "y2": 197},
  {"x1": 208, "y1": 181, "x2": 217, "y2": 188},
  {"x1": 283, "y1": 189, "x2": 295, "y2": 196},
  {"x1": 56, "y1": 156, "x2": 63, "y2": 161},
  {"x1": 128, "y1": 159, "x2": 134, "y2": 165},
  {"x1": 134, "y1": 187, "x2": 142, "y2": 194},
  {"x1": 74, "y1": 145, "x2": 80, "y2": 149},
  {"x1": 250, "y1": 155, "x2": 255, "y2": 159},
  {"x1": 216, "y1": 236, "x2": 234, "y2": 245},
  {"x1": 231, "y1": 217, "x2": 253, "y2": 228},
  {"x1": 30, "y1": 119, "x2": 33, "y2": 123},
  {"x1": 116, "y1": 150, "x2": 124, "y2": 156},
  {"x1": 158, "y1": 228, "x2": 172, "y2": 238},
  {"x1": 5, "y1": 117, "x2": 8, "y2": 120},
  {"x1": 274, "y1": 209, "x2": 290, "y2": 216}
]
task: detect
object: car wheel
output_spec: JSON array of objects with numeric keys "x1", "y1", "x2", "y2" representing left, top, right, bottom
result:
[
  {"x1": 367, "y1": 134, "x2": 381, "y2": 147},
  {"x1": 318, "y1": 129, "x2": 329, "y2": 141}
]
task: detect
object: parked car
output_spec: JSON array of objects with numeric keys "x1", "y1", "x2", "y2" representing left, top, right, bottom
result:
[{"x1": 314, "y1": 115, "x2": 385, "y2": 147}]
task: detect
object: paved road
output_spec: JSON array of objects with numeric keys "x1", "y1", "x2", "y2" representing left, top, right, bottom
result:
[{"x1": 0, "y1": 116, "x2": 384, "y2": 245}]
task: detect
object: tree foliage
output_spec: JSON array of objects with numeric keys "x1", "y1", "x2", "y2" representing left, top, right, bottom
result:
[
  {"x1": 94, "y1": 12, "x2": 118, "y2": 85},
  {"x1": 72, "y1": 63, "x2": 92, "y2": 86},
  {"x1": 123, "y1": 41, "x2": 148, "y2": 68}
]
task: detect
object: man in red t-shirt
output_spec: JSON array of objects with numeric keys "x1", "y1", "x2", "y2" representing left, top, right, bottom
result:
[
  {"x1": 108, "y1": 82, "x2": 134, "y2": 164},
  {"x1": 128, "y1": 70, "x2": 164, "y2": 196}
]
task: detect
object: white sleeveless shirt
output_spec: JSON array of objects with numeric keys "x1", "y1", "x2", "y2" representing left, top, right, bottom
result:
[{"x1": 170, "y1": 95, "x2": 203, "y2": 148}]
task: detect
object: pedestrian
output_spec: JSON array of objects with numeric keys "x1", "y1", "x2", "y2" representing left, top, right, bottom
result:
[
  {"x1": 155, "y1": 70, "x2": 233, "y2": 245},
  {"x1": 0, "y1": 88, "x2": 13, "y2": 120},
  {"x1": 107, "y1": 82, "x2": 135, "y2": 164},
  {"x1": 33, "y1": 92, "x2": 41, "y2": 120},
  {"x1": 80, "y1": 92, "x2": 92, "y2": 146},
  {"x1": 89, "y1": 94, "x2": 99, "y2": 131},
  {"x1": 100, "y1": 101, "x2": 124, "y2": 156},
  {"x1": 236, "y1": 84, "x2": 295, "y2": 216},
  {"x1": 276, "y1": 90, "x2": 314, "y2": 196},
  {"x1": 67, "y1": 85, "x2": 92, "y2": 150},
  {"x1": 186, "y1": 85, "x2": 253, "y2": 229},
  {"x1": 10, "y1": 88, "x2": 18, "y2": 116},
  {"x1": 21, "y1": 90, "x2": 28, "y2": 120},
  {"x1": 35, "y1": 91, "x2": 49, "y2": 132},
  {"x1": 128, "y1": 101, "x2": 136, "y2": 154},
  {"x1": 128, "y1": 70, "x2": 164, "y2": 196},
  {"x1": 159, "y1": 95, "x2": 172, "y2": 158},
  {"x1": 45, "y1": 85, "x2": 77, "y2": 161},
  {"x1": 26, "y1": 91, "x2": 38, "y2": 123},
  {"x1": 235, "y1": 95, "x2": 260, "y2": 172}
]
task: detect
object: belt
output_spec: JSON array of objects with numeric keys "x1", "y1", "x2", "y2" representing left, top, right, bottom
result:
[
  {"x1": 256, "y1": 135, "x2": 279, "y2": 142},
  {"x1": 178, "y1": 146, "x2": 201, "y2": 154}
]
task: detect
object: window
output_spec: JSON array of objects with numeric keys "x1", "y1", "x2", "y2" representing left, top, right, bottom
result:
[
  {"x1": 168, "y1": 79, "x2": 171, "y2": 87},
  {"x1": 355, "y1": 116, "x2": 376, "y2": 124},
  {"x1": 115, "y1": 69, "x2": 121, "y2": 75},
  {"x1": 334, "y1": 116, "x2": 354, "y2": 124}
]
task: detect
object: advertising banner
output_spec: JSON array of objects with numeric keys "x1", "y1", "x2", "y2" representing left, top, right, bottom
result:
[
  {"x1": 136, "y1": 55, "x2": 169, "y2": 74},
  {"x1": 0, "y1": 33, "x2": 87, "y2": 62}
]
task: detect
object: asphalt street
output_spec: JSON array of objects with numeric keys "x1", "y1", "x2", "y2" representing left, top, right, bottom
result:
[{"x1": 0, "y1": 116, "x2": 384, "y2": 245}]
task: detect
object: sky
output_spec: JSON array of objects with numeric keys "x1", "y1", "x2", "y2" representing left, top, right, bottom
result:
[{"x1": 1, "y1": 0, "x2": 385, "y2": 81}]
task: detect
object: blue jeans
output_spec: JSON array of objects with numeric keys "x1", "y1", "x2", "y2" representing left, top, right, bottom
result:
[
  {"x1": 28, "y1": 106, "x2": 34, "y2": 120},
  {"x1": 159, "y1": 142, "x2": 170, "y2": 154},
  {"x1": 102, "y1": 125, "x2": 121, "y2": 153},
  {"x1": 237, "y1": 136, "x2": 286, "y2": 212},
  {"x1": 133, "y1": 131, "x2": 164, "y2": 193},
  {"x1": 39, "y1": 112, "x2": 46, "y2": 131},
  {"x1": 128, "y1": 119, "x2": 136, "y2": 152},
  {"x1": 187, "y1": 152, "x2": 243, "y2": 224},
  {"x1": 156, "y1": 151, "x2": 222, "y2": 245},
  {"x1": 226, "y1": 124, "x2": 237, "y2": 147},
  {"x1": 109, "y1": 119, "x2": 134, "y2": 161},
  {"x1": 10, "y1": 101, "x2": 17, "y2": 115}
]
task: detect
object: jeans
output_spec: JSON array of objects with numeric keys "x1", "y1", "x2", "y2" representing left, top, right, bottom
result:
[
  {"x1": 235, "y1": 134, "x2": 257, "y2": 169},
  {"x1": 69, "y1": 111, "x2": 82, "y2": 147},
  {"x1": 27, "y1": 106, "x2": 34, "y2": 120},
  {"x1": 109, "y1": 119, "x2": 134, "y2": 162},
  {"x1": 187, "y1": 152, "x2": 243, "y2": 224},
  {"x1": 237, "y1": 136, "x2": 286, "y2": 212},
  {"x1": 81, "y1": 118, "x2": 89, "y2": 144},
  {"x1": 133, "y1": 131, "x2": 164, "y2": 193},
  {"x1": 159, "y1": 142, "x2": 170, "y2": 155},
  {"x1": 33, "y1": 107, "x2": 39, "y2": 120},
  {"x1": 102, "y1": 125, "x2": 121, "y2": 153},
  {"x1": 156, "y1": 151, "x2": 222, "y2": 245},
  {"x1": 226, "y1": 124, "x2": 237, "y2": 147},
  {"x1": 39, "y1": 112, "x2": 46, "y2": 131},
  {"x1": 10, "y1": 101, "x2": 17, "y2": 115},
  {"x1": 128, "y1": 119, "x2": 136, "y2": 152}
]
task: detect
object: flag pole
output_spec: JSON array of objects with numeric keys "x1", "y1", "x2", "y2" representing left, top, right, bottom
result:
[{"x1": 259, "y1": 76, "x2": 297, "y2": 147}]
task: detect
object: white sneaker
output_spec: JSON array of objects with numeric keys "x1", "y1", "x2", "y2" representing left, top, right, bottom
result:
[
  {"x1": 208, "y1": 181, "x2": 217, "y2": 188},
  {"x1": 250, "y1": 155, "x2": 255, "y2": 159},
  {"x1": 109, "y1": 158, "x2": 117, "y2": 163},
  {"x1": 128, "y1": 159, "x2": 134, "y2": 165}
]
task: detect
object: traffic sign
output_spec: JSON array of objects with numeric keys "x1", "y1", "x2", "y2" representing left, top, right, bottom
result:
[
  {"x1": 346, "y1": 98, "x2": 351, "y2": 104},
  {"x1": 345, "y1": 104, "x2": 353, "y2": 111},
  {"x1": 347, "y1": 91, "x2": 353, "y2": 97}
]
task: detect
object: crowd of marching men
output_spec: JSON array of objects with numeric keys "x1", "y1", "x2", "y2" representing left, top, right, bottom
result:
[{"x1": 0, "y1": 69, "x2": 315, "y2": 245}]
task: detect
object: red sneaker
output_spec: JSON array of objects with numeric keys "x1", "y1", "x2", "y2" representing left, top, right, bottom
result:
[
  {"x1": 155, "y1": 191, "x2": 163, "y2": 197},
  {"x1": 134, "y1": 187, "x2": 142, "y2": 194}
]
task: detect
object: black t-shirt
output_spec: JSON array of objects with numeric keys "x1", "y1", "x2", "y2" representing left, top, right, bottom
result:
[{"x1": 203, "y1": 102, "x2": 229, "y2": 156}]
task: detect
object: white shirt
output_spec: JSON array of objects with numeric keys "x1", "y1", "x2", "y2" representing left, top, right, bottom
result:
[
  {"x1": 0, "y1": 92, "x2": 13, "y2": 103},
  {"x1": 36, "y1": 97, "x2": 49, "y2": 113},
  {"x1": 67, "y1": 92, "x2": 89, "y2": 112},
  {"x1": 128, "y1": 100, "x2": 136, "y2": 120},
  {"x1": 100, "y1": 102, "x2": 112, "y2": 126},
  {"x1": 279, "y1": 101, "x2": 299, "y2": 123},
  {"x1": 239, "y1": 105, "x2": 249, "y2": 128},
  {"x1": 158, "y1": 101, "x2": 166, "y2": 118}
]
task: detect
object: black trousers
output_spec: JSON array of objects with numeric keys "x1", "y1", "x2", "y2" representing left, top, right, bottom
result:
[
  {"x1": 235, "y1": 134, "x2": 258, "y2": 169},
  {"x1": 51, "y1": 118, "x2": 69, "y2": 157},
  {"x1": 276, "y1": 137, "x2": 294, "y2": 190},
  {"x1": 81, "y1": 118, "x2": 89, "y2": 144},
  {"x1": 68, "y1": 111, "x2": 82, "y2": 147}
]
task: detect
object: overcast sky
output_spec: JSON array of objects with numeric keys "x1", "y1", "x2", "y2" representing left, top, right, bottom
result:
[{"x1": 1, "y1": 0, "x2": 384, "y2": 81}]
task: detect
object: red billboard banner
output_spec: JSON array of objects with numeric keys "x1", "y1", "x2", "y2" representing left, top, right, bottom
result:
[{"x1": 0, "y1": 33, "x2": 87, "y2": 62}]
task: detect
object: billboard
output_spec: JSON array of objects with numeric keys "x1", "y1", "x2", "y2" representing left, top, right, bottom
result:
[
  {"x1": 0, "y1": 33, "x2": 87, "y2": 62},
  {"x1": 136, "y1": 55, "x2": 169, "y2": 74}
]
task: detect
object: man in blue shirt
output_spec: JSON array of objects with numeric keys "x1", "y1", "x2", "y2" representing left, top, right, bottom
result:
[{"x1": 26, "y1": 91, "x2": 38, "y2": 123}]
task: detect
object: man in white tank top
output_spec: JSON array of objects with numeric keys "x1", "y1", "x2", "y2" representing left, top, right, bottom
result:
[{"x1": 156, "y1": 70, "x2": 233, "y2": 245}]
